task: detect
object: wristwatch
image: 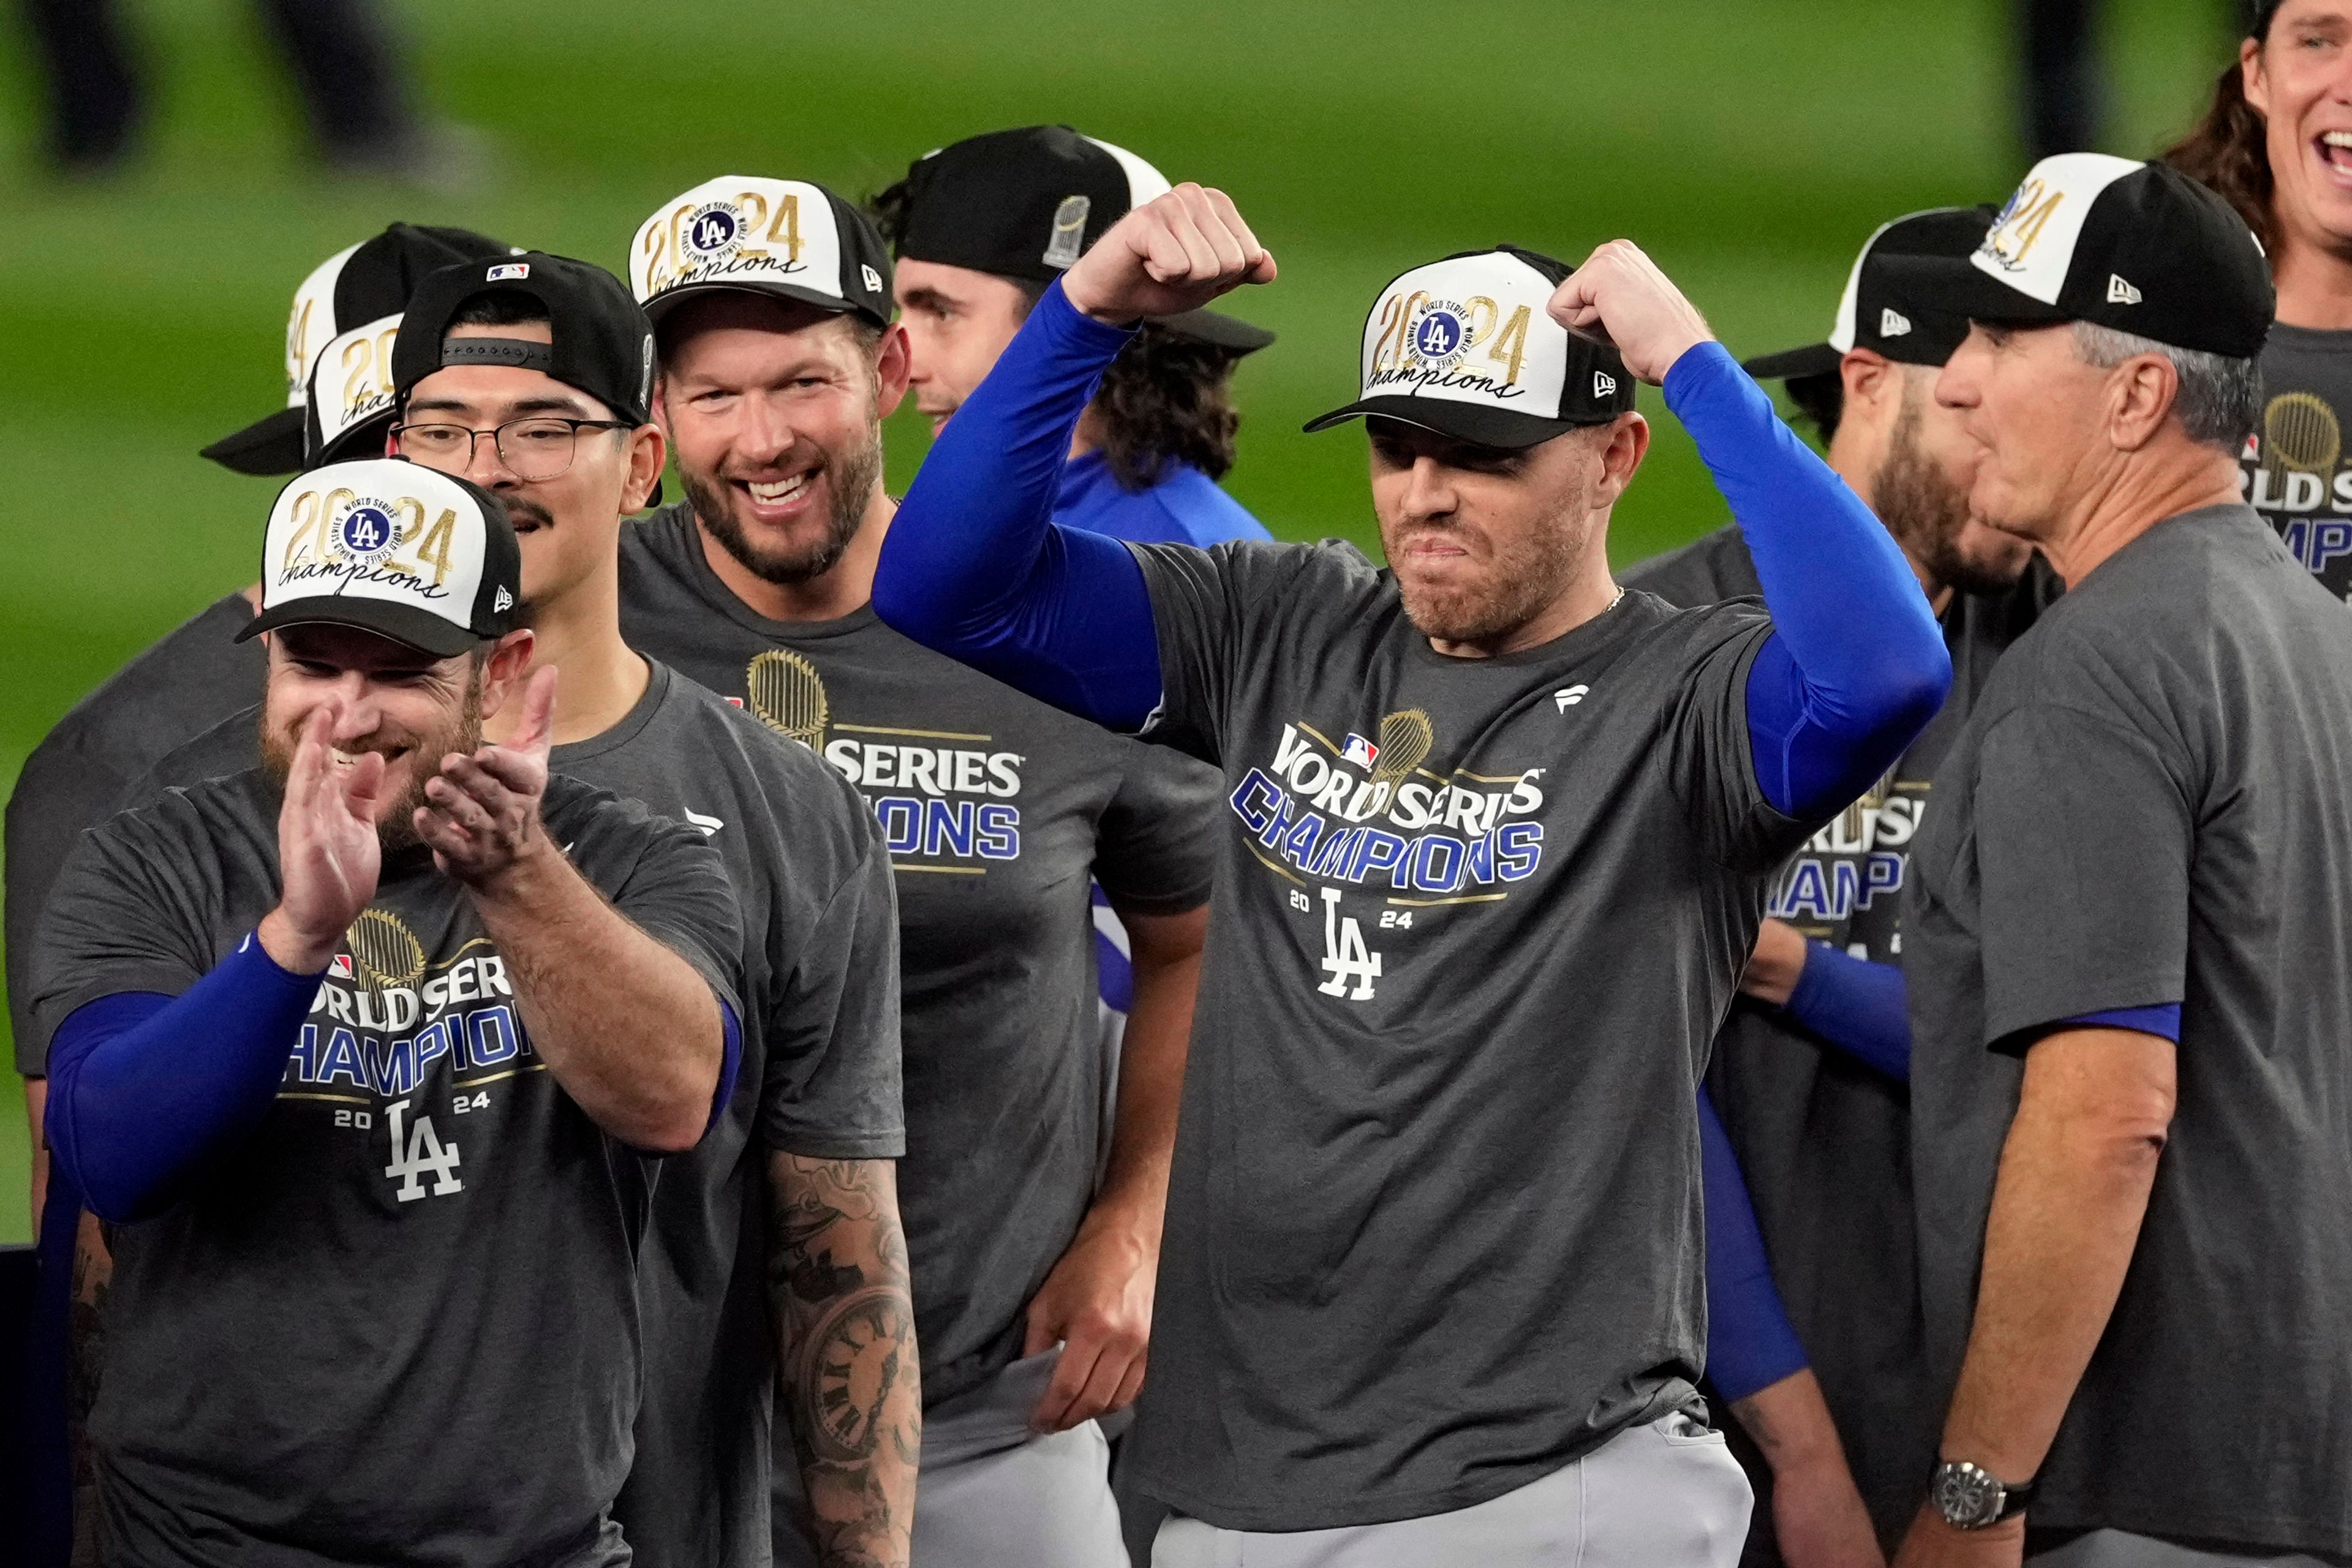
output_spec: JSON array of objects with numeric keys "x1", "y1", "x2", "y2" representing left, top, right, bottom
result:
[{"x1": 1931, "y1": 1460, "x2": 2037, "y2": 1529}]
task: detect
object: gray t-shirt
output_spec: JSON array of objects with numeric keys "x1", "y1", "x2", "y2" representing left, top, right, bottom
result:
[
  {"x1": 29, "y1": 769, "x2": 744, "y2": 1568},
  {"x1": 1906, "y1": 505, "x2": 2352, "y2": 1556},
  {"x1": 134, "y1": 661, "x2": 905, "y2": 1568},
  {"x1": 2244, "y1": 322, "x2": 2352, "y2": 606},
  {"x1": 1120, "y1": 537, "x2": 1814, "y2": 1532},
  {"x1": 620, "y1": 502, "x2": 1219, "y2": 1404},
  {"x1": 7, "y1": 592, "x2": 264, "y2": 1074},
  {"x1": 1624, "y1": 525, "x2": 2056, "y2": 1547}
]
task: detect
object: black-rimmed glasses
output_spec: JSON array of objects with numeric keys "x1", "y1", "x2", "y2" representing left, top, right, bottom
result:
[{"x1": 391, "y1": 417, "x2": 632, "y2": 481}]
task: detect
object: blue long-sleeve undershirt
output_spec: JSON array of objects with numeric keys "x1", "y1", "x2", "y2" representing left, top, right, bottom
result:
[
  {"x1": 48, "y1": 932, "x2": 744, "y2": 1223},
  {"x1": 1782, "y1": 941, "x2": 1912, "y2": 1081},
  {"x1": 875, "y1": 280, "x2": 1951, "y2": 818},
  {"x1": 1700, "y1": 1088, "x2": 1809, "y2": 1402}
]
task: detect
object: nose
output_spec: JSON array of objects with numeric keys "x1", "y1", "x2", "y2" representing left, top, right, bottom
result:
[
  {"x1": 320, "y1": 672, "x2": 385, "y2": 744},
  {"x1": 1934, "y1": 339, "x2": 1984, "y2": 410},
  {"x1": 463, "y1": 431, "x2": 519, "y2": 489},
  {"x1": 1401, "y1": 455, "x2": 1458, "y2": 522},
  {"x1": 736, "y1": 391, "x2": 801, "y2": 468}
]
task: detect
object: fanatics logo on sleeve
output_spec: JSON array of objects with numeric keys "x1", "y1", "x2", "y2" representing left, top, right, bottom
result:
[
  {"x1": 1341, "y1": 733, "x2": 1380, "y2": 769},
  {"x1": 1555, "y1": 685, "x2": 1589, "y2": 712},
  {"x1": 487, "y1": 263, "x2": 530, "y2": 282}
]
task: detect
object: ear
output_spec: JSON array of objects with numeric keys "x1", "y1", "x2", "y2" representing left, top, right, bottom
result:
[
  {"x1": 650, "y1": 372, "x2": 675, "y2": 441},
  {"x1": 1838, "y1": 347, "x2": 1896, "y2": 413},
  {"x1": 622, "y1": 423, "x2": 668, "y2": 514},
  {"x1": 1589, "y1": 412, "x2": 1650, "y2": 508},
  {"x1": 2242, "y1": 34, "x2": 2270, "y2": 119},
  {"x1": 872, "y1": 321, "x2": 913, "y2": 415},
  {"x1": 2104, "y1": 353, "x2": 2180, "y2": 453},
  {"x1": 474, "y1": 628, "x2": 538, "y2": 722}
]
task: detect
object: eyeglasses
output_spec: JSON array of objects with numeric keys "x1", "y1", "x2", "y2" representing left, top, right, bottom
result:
[{"x1": 390, "y1": 417, "x2": 633, "y2": 481}]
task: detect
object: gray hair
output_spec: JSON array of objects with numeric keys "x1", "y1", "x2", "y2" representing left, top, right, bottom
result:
[{"x1": 2072, "y1": 322, "x2": 2263, "y2": 451}]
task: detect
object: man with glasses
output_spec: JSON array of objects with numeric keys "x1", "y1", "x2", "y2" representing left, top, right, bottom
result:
[{"x1": 119, "y1": 251, "x2": 920, "y2": 1568}]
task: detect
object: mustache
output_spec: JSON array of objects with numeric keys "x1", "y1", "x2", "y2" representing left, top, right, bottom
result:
[{"x1": 503, "y1": 496, "x2": 557, "y2": 529}]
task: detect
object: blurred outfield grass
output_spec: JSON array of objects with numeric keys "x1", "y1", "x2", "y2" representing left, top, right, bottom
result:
[{"x1": 0, "y1": 0, "x2": 2231, "y2": 1238}]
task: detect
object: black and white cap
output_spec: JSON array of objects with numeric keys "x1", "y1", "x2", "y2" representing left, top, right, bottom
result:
[
  {"x1": 1303, "y1": 246, "x2": 1636, "y2": 449},
  {"x1": 303, "y1": 312, "x2": 404, "y2": 468},
  {"x1": 631, "y1": 176, "x2": 893, "y2": 329},
  {"x1": 1743, "y1": 206, "x2": 1997, "y2": 382},
  {"x1": 239, "y1": 458, "x2": 521, "y2": 659},
  {"x1": 204, "y1": 224, "x2": 515, "y2": 477},
  {"x1": 394, "y1": 252, "x2": 659, "y2": 428},
  {"x1": 890, "y1": 126, "x2": 1274, "y2": 353},
  {"x1": 1883, "y1": 154, "x2": 2274, "y2": 360}
]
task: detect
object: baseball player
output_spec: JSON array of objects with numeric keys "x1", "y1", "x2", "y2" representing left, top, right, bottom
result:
[
  {"x1": 619, "y1": 174, "x2": 1221, "y2": 1567},
  {"x1": 877, "y1": 125, "x2": 1274, "y2": 546},
  {"x1": 869, "y1": 186, "x2": 1951, "y2": 1562},
  {"x1": 120, "y1": 251, "x2": 921, "y2": 1568},
  {"x1": 1625, "y1": 207, "x2": 2059, "y2": 1566},
  {"x1": 2169, "y1": 0, "x2": 2352, "y2": 611},
  {"x1": 10, "y1": 221, "x2": 511, "y2": 1227},
  {"x1": 1893, "y1": 157, "x2": 2352, "y2": 1568},
  {"x1": 31, "y1": 458, "x2": 746, "y2": 1565}
]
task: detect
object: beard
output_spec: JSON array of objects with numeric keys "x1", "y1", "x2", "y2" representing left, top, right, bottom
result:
[
  {"x1": 260, "y1": 679, "x2": 483, "y2": 854},
  {"x1": 1385, "y1": 483, "x2": 1588, "y2": 647},
  {"x1": 1876, "y1": 390, "x2": 2023, "y2": 598},
  {"x1": 681, "y1": 415, "x2": 884, "y2": 587}
]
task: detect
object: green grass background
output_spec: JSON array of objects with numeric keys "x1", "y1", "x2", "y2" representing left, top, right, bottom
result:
[{"x1": 0, "y1": 0, "x2": 2231, "y2": 1240}]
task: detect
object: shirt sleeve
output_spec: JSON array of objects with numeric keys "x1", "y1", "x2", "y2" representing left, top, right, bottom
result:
[
  {"x1": 7, "y1": 733, "x2": 140, "y2": 1074},
  {"x1": 1664, "y1": 614, "x2": 1811, "y2": 872},
  {"x1": 758, "y1": 821, "x2": 906, "y2": 1160},
  {"x1": 586, "y1": 804, "x2": 748, "y2": 1033},
  {"x1": 1973, "y1": 702, "x2": 2190, "y2": 1049},
  {"x1": 1092, "y1": 744, "x2": 1221, "y2": 918},
  {"x1": 1127, "y1": 537, "x2": 1321, "y2": 767},
  {"x1": 30, "y1": 802, "x2": 218, "y2": 1051}
]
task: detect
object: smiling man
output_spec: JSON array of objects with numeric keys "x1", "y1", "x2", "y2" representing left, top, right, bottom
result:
[
  {"x1": 621, "y1": 175, "x2": 1219, "y2": 1568},
  {"x1": 31, "y1": 458, "x2": 746, "y2": 1566},
  {"x1": 118, "y1": 252, "x2": 919, "y2": 1568},
  {"x1": 870, "y1": 186, "x2": 1951, "y2": 1565}
]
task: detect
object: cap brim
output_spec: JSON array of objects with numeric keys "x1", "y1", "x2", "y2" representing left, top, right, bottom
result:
[
  {"x1": 1303, "y1": 394, "x2": 1588, "y2": 450},
  {"x1": 1741, "y1": 342, "x2": 1845, "y2": 382},
  {"x1": 643, "y1": 279, "x2": 888, "y2": 329},
  {"x1": 202, "y1": 407, "x2": 307, "y2": 477},
  {"x1": 238, "y1": 598, "x2": 480, "y2": 659},
  {"x1": 1872, "y1": 255, "x2": 2073, "y2": 329},
  {"x1": 1151, "y1": 306, "x2": 1276, "y2": 353},
  {"x1": 313, "y1": 410, "x2": 394, "y2": 469}
]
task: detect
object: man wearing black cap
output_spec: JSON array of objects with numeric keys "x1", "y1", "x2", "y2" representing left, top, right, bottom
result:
[
  {"x1": 29, "y1": 456, "x2": 745, "y2": 1566},
  {"x1": 1885, "y1": 156, "x2": 2352, "y2": 1568},
  {"x1": 870, "y1": 185, "x2": 1954, "y2": 1562},
  {"x1": 9, "y1": 221, "x2": 510, "y2": 1226},
  {"x1": 622, "y1": 175, "x2": 1220, "y2": 1568},
  {"x1": 124, "y1": 249, "x2": 920, "y2": 1568},
  {"x1": 877, "y1": 127, "x2": 1274, "y2": 547},
  {"x1": 1623, "y1": 207, "x2": 2057, "y2": 1566}
]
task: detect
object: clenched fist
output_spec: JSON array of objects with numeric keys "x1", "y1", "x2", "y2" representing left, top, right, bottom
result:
[
  {"x1": 1546, "y1": 239, "x2": 1716, "y2": 385},
  {"x1": 1061, "y1": 183, "x2": 1276, "y2": 326}
]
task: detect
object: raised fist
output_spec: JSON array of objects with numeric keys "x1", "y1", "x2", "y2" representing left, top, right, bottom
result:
[
  {"x1": 1060, "y1": 183, "x2": 1277, "y2": 325},
  {"x1": 1546, "y1": 239, "x2": 1716, "y2": 385}
]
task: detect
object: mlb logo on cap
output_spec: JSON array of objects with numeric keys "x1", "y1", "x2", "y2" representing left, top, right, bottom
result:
[
  {"x1": 1304, "y1": 246, "x2": 1637, "y2": 450},
  {"x1": 631, "y1": 175, "x2": 894, "y2": 330},
  {"x1": 239, "y1": 458, "x2": 521, "y2": 659},
  {"x1": 487, "y1": 262, "x2": 531, "y2": 282}
]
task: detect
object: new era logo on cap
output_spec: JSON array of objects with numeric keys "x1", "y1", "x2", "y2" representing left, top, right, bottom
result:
[
  {"x1": 1302, "y1": 247, "x2": 1635, "y2": 450},
  {"x1": 243, "y1": 458, "x2": 520, "y2": 659},
  {"x1": 1881, "y1": 307, "x2": 1913, "y2": 337},
  {"x1": 631, "y1": 176, "x2": 892, "y2": 329},
  {"x1": 2108, "y1": 273, "x2": 2142, "y2": 305}
]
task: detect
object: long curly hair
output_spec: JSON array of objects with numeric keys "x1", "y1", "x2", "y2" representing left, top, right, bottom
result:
[{"x1": 1090, "y1": 325, "x2": 1246, "y2": 488}]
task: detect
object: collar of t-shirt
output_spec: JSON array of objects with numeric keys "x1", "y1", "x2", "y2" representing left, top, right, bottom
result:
[{"x1": 647, "y1": 505, "x2": 883, "y2": 645}]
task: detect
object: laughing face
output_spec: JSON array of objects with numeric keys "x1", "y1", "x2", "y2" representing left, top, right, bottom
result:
[
  {"x1": 655, "y1": 293, "x2": 909, "y2": 587},
  {"x1": 2246, "y1": 1, "x2": 2352, "y2": 258}
]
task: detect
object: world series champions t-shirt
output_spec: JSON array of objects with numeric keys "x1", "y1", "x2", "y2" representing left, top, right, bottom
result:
[
  {"x1": 2242, "y1": 323, "x2": 2352, "y2": 607},
  {"x1": 619, "y1": 502, "x2": 1219, "y2": 1406},
  {"x1": 1118, "y1": 537, "x2": 1820, "y2": 1532},
  {"x1": 132, "y1": 660, "x2": 905, "y2": 1568},
  {"x1": 29, "y1": 770, "x2": 745, "y2": 1568},
  {"x1": 1623, "y1": 524, "x2": 2056, "y2": 1547},
  {"x1": 1906, "y1": 506, "x2": 2352, "y2": 1557}
]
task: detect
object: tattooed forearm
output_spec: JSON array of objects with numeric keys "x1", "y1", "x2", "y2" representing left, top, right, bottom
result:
[{"x1": 769, "y1": 1154, "x2": 921, "y2": 1568}]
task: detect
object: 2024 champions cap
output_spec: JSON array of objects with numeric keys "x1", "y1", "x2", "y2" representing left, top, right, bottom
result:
[
  {"x1": 304, "y1": 312, "x2": 404, "y2": 469},
  {"x1": 1743, "y1": 206, "x2": 1998, "y2": 382},
  {"x1": 1304, "y1": 246, "x2": 1636, "y2": 448},
  {"x1": 630, "y1": 176, "x2": 894, "y2": 329},
  {"x1": 204, "y1": 224, "x2": 516, "y2": 477},
  {"x1": 1880, "y1": 154, "x2": 2274, "y2": 360},
  {"x1": 889, "y1": 126, "x2": 1275, "y2": 354},
  {"x1": 239, "y1": 458, "x2": 520, "y2": 658}
]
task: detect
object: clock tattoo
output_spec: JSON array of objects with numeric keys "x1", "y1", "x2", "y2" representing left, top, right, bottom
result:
[{"x1": 807, "y1": 1287, "x2": 914, "y2": 1462}]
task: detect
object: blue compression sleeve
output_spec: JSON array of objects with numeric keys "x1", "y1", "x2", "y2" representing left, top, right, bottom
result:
[
  {"x1": 1782, "y1": 941, "x2": 1912, "y2": 1081},
  {"x1": 2065, "y1": 1003, "x2": 2181, "y2": 1041},
  {"x1": 47, "y1": 931, "x2": 322, "y2": 1223},
  {"x1": 1663, "y1": 344, "x2": 1952, "y2": 820},
  {"x1": 1700, "y1": 1090, "x2": 1809, "y2": 1402},
  {"x1": 873, "y1": 279, "x2": 1164, "y2": 732}
]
